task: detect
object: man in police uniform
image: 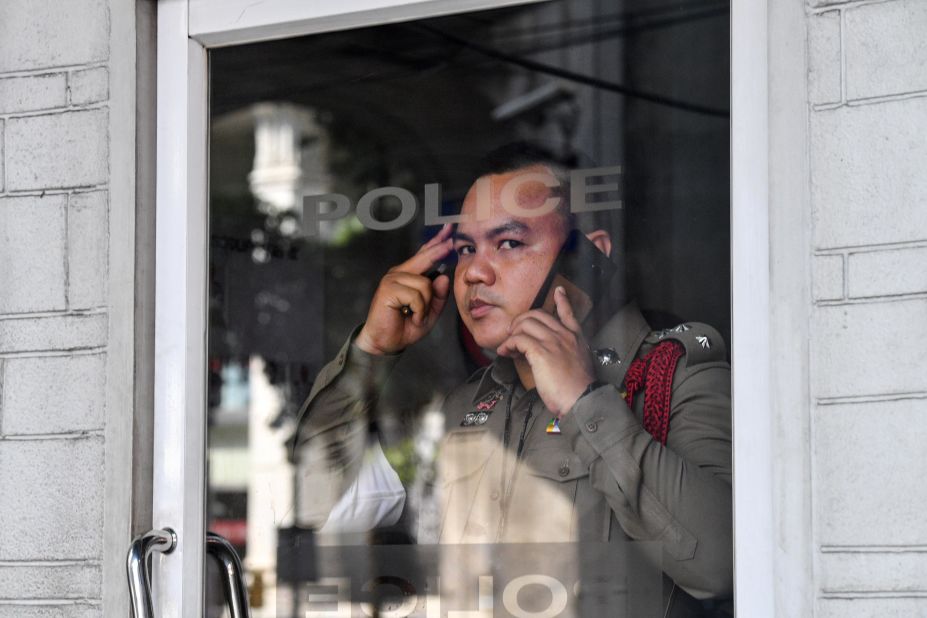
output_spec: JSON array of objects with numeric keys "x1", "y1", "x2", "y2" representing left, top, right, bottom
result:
[{"x1": 295, "y1": 154, "x2": 733, "y2": 616}]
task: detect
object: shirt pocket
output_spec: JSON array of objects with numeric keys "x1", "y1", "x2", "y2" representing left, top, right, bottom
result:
[
  {"x1": 512, "y1": 447, "x2": 591, "y2": 541},
  {"x1": 438, "y1": 427, "x2": 497, "y2": 486},
  {"x1": 437, "y1": 428, "x2": 500, "y2": 543}
]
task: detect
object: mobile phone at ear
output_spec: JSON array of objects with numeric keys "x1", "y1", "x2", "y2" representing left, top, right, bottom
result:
[{"x1": 530, "y1": 229, "x2": 617, "y2": 323}]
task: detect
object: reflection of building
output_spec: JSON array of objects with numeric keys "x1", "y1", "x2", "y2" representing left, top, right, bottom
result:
[{"x1": 1, "y1": 1, "x2": 927, "y2": 617}]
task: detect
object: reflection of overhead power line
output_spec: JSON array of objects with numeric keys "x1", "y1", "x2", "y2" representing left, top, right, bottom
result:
[
  {"x1": 466, "y1": 0, "x2": 729, "y2": 40},
  {"x1": 483, "y1": 6, "x2": 731, "y2": 58},
  {"x1": 414, "y1": 24, "x2": 729, "y2": 119}
]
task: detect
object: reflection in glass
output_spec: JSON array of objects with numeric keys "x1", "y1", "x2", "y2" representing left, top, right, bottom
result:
[{"x1": 207, "y1": 1, "x2": 731, "y2": 616}]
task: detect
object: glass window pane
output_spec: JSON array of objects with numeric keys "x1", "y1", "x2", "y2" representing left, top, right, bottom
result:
[{"x1": 207, "y1": 2, "x2": 731, "y2": 616}]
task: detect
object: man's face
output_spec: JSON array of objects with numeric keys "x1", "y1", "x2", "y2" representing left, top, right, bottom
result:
[{"x1": 453, "y1": 165, "x2": 569, "y2": 350}]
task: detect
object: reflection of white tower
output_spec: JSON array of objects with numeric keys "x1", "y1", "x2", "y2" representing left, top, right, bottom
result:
[
  {"x1": 248, "y1": 103, "x2": 331, "y2": 217},
  {"x1": 245, "y1": 355, "x2": 295, "y2": 618}
]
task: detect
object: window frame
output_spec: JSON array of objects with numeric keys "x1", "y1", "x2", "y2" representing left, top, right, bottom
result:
[{"x1": 153, "y1": 1, "x2": 774, "y2": 615}]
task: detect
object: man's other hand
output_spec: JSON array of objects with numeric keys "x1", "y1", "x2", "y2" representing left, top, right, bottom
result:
[
  {"x1": 496, "y1": 286, "x2": 596, "y2": 416},
  {"x1": 355, "y1": 224, "x2": 454, "y2": 356}
]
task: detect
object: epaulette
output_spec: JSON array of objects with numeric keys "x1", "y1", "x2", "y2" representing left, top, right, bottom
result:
[
  {"x1": 465, "y1": 365, "x2": 491, "y2": 384},
  {"x1": 644, "y1": 322, "x2": 727, "y2": 367}
]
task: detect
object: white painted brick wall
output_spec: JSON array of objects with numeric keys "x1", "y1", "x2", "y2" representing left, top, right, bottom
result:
[
  {"x1": 808, "y1": 11, "x2": 841, "y2": 105},
  {"x1": 845, "y1": 0, "x2": 927, "y2": 100},
  {"x1": 0, "y1": 0, "x2": 108, "y2": 73},
  {"x1": 0, "y1": 437, "x2": 103, "y2": 560},
  {"x1": 0, "y1": 195, "x2": 67, "y2": 313},
  {"x1": 1, "y1": 354, "x2": 106, "y2": 434},
  {"x1": 817, "y1": 598, "x2": 927, "y2": 618},
  {"x1": 0, "y1": 564, "x2": 100, "y2": 599},
  {"x1": 0, "y1": 0, "x2": 117, "y2": 612},
  {"x1": 5, "y1": 109, "x2": 108, "y2": 191},
  {"x1": 0, "y1": 607, "x2": 99, "y2": 618},
  {"x1": 813, "y1": 254, "x2": 844, "y2": 301},
  {"x1": 811, "y1": 96, "x2": 927, "y2": 248},
  {"x1": 814, "y1": 399, "x2": 927, "y2": 546},
  {"x1": 812, "y1": 299, "x2": 927, "y2": 399},
  {"x1": 68, "y1": 67, "x2": 109, "y2": 106},
  {"x1": 848, "y1": 246, "x2": 927, "y2": 299},
  {"x1": 68, "y1": 191, "x2": 108, "y2": 308},
  {"x1": 0, "y1": 314, "x2": 107, "y2": 354},
  {"x1": 0, "y1": 73, "x2": 68, "y2": 114},
  {"x1": 807, "y1": 1, "x2": 927, "y2": 613},
  {"x1": 820, "y1": 551, "x2": 927, "y2": 593}
]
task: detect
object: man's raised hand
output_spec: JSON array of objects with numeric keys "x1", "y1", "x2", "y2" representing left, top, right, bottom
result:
[
  {"x1": 496, "y1": 286, "x2": 596, "y2": 416},
  {"x1": 355, "y1": 224, "x2": 454, "y2": 356}
]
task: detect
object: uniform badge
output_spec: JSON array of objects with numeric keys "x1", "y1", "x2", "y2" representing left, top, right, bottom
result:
[
  {"x1": 460, "y1": 389, "x2": 504, "y2": 426},
  {"x1": 461, "y1": 411, "x2": 491, "y2": 427},
  {"x1": 594, "y1": 348, "x2": 620, "y2": 366},
  {"x1": 475, "y1": 390, "x2": 503, "y2": 411}
]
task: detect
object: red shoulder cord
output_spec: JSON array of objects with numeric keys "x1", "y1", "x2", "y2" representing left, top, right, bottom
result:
[{"x1": 622, "y1": 340, "x2": 684, "y2": 445}]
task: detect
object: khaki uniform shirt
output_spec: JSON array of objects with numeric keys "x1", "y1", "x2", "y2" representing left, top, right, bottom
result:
[{"x1": 294, "y1": 302, "x2": 733, "y2": 613}]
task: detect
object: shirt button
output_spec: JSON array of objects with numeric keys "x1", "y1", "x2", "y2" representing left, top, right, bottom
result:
[
  {"x1": 585, "y1": 422, "x2": 598, "y2": 433},
  {"x1": 558, "y1": 465, "x2": 570, "y2": 477},
  {"x1": 490, "y1": 490, "x2": 500, "y2": 501}
]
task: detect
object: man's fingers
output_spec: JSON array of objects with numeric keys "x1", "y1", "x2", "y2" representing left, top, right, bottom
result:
[
  {"x1": 388, "y1": 272, "x2": 434, "y2": 307},
  {"x1": 386, "y1": 284, "x2": 427, "y2": 325},
  {"x1": 496, "y1": 333, "x2": 546, "y2": 359},
  {"x1": 395, "y1": 224, "x2": 454, "y2": 274},
  {"x1": 554, "y1": 286, "x2": 582, "y2": 333},
  {"x1": 509, "y1": 315, "x2": 562, "y2": 345},
  {"x1": 423, "y1": 223, "x2": 453, "y2": 248},
  {"x1": 396, "y1": 238, "x2": 454, "y2": 275},
  {"x1": 426, "y1": 274, "x2": 451, "y2": 325},
  {"x1": 509, "y1": 309, "x2": 570, "y2": 338}
]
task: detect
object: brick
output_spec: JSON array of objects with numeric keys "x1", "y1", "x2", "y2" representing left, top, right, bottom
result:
[
  {"x1": 820, "y1": 551, "x2": 927, "y2": 593},
  {"x1": 813, "y1": 254, "x2": 844, "y2": 301},
  {"x1": 815, "y1": 399, "x2": 927, "y2": 546},
  {"x1": 0, "y1": 606, "x2": 99, "y2": 618},
  {"x1": 845, "y1": 0, "x2": 927, "y2": 100},
  {"x1": 848, "y1": 246, "x2": 927, "y2": 299},
  {"x1": 1, "y1": 354, "x2": 105, "y2": 434},
  {"x1": 812, "y1": 299, "x2": 927, "y2": 398},
  {"x1": 0, "y1": 564, "x2": 100, "y2": 599},
  {"x1": 67, "y1": 67, "x2": 108, "y2": 106},
  {"x1": 68, "y1": 192, "x2": 108, "y2": 309},
  {"x1": 809, "y1": 11, "x2": 841, "y2": 105},
  {"x1": 0, "y1": 73, "x2": 66, "y2": 114},
  {"x1": 0, "y1": 437, "x2": 103, "y2": 560},
  {"x1": 6, "y1": 109, "x2": 108, "y2": 191},
  {"x1": 811, "y1": 98, "x2": 927, "y2": 248},
  {"x1": 0, "y1": 0, "x2": 107, "y2": 73},
  {"x1": 817, "y1": 598, "x2": 927, "y2": 618},
  {"x1": 0, "y1": 195, "x2": 67, "y2": 313},
  {"x1": 0, "y1": 313, "x2": 107, "y2": 354}
]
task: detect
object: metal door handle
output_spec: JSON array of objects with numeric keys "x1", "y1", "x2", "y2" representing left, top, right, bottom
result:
[
  {"x1": 126, "y1": 528, "x2": 177, "y2": 618},
  {"x1": 207, "y1": 531, "x2": 251, "y2": 618}
]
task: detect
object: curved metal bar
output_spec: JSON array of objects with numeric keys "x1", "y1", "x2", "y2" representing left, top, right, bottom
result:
[
  {"x1": 207, "y1": 531, "x2": 251, "y2": 618},
  {"x1": 126, "y1": 528, "x2": 177, "y2": 618}
]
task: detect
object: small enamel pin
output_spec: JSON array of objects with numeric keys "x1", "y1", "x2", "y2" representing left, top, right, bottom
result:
[
  {"x1": 461, "y1": 411, "x2": 491, "y2": 427},
  {"x1": 461, "y1": 390, "x2": 504, "y2": 426},
  {"x1": 475, "y1": 390, "x2": 503, "y2": 411},
  {"x1": 546, "y1": 417, "x2": 561, "y2": 434}
]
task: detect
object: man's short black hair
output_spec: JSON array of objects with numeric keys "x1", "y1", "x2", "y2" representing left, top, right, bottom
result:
[
  {"x1": 474, "y1": 142, "x2": 628, "y2": 318},
  {"x1": 474, "y1": 141, "x2": 609, "y2": 234}
]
